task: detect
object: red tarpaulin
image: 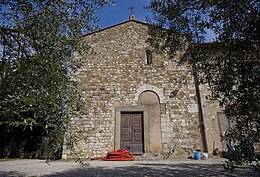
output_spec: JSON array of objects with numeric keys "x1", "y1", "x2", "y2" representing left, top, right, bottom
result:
[{"x1": 91, "y1": 149, "x2": 135, "y2": 161}]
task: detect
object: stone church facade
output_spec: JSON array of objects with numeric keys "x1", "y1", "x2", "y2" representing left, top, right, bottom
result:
[{"x1": 62, "y1": 19, "x2": 226, "y2": 159}]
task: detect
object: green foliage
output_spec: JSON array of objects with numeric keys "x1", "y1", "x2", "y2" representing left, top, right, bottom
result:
[
  {"x1": 147, "y1": 0, "x2": 260, "y2": 166},
  {"x1": 0, "y1": 0, "x2": 112, "y2": 159}
]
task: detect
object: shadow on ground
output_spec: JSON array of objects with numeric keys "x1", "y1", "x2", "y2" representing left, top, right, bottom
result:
[
  {"x1": 0, "y1": 171, "x2": 26, "y2": 177},
  {"x1": 0, "y1": 163, "x2": 259, "y2": 177}
]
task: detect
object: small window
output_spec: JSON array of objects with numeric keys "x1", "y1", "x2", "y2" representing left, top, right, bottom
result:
[{"x1": 146, "y1": 49, "x2": 153, "y2": 65}]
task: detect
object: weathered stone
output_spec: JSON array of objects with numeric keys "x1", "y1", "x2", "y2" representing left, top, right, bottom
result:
[{"x1": 62, "y1": 19, "x2": 224, "y2": 159}]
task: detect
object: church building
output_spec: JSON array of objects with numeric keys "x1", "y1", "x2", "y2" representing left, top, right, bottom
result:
[{"x1": 62, "y1": 17, "x2": 226, "y2": 159}]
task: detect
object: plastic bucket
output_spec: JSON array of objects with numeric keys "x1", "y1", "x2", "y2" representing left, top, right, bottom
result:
[
  {"x1": 192, "y1": 151, "x2": 201, "y2": 160},
  {"x1": 201, "y1": 152, "x2": 208, "y2": 160}
]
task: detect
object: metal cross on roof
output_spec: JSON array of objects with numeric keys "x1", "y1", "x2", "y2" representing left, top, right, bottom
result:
[{"x1": 128, "y1": 6, "x2": 135, "y2": 16}]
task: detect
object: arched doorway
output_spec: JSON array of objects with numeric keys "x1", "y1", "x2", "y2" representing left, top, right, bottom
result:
[{"x1": 115, "y1": 86, "x2": 164, "y2": 154}]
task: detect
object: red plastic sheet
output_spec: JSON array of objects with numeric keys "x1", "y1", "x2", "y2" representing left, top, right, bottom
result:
[{"x1": 91, "y1": 149, "x2": 135, "y2": 161}]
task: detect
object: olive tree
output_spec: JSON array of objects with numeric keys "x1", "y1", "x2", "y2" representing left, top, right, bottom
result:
[
  {"x1": 147, "y1": 0, "x2": 259, "y2": 166},
  {"x1": 0, "y1": 0, "x2": 112, "y2": 159}
]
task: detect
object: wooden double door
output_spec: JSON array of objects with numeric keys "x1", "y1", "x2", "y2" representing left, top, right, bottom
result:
[{"x1": 120, "y1": 112, "x2": 144, "y2": 154}]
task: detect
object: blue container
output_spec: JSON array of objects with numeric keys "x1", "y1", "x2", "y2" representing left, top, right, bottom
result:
[{"x1": 192, "y1": 151, "x2": 201, "y2": 160}]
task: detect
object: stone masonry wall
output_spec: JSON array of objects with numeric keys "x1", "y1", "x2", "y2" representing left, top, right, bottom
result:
[{"x1": 63, "y1": 20, "x2": 201, "y2": 159}]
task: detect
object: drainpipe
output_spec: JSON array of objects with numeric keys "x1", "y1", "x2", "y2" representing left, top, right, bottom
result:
[{"x1": 192, "y1": 63, "x2": 208, "y2": 152}]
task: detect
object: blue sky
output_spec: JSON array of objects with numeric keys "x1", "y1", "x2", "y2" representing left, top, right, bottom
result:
[
  {"x1": 95, "y1": 0, "x2": 215, "y2": 42},
  {"x1": 95, "y1": 0, "x2": 151, "y2": 28}
]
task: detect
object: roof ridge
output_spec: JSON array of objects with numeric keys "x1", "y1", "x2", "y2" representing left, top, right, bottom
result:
[{"x1": 84, "y1": 19, "x2": 149, "y2": 37}]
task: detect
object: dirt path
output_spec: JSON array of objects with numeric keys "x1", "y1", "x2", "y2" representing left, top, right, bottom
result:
[{"x1": 0, "y1": 159, "x2": 258, "y2": 177}]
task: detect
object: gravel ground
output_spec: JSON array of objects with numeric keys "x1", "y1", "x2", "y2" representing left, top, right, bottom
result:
[{"x1": 0, "y1": 159, "x2": 259, "y2": 177}]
